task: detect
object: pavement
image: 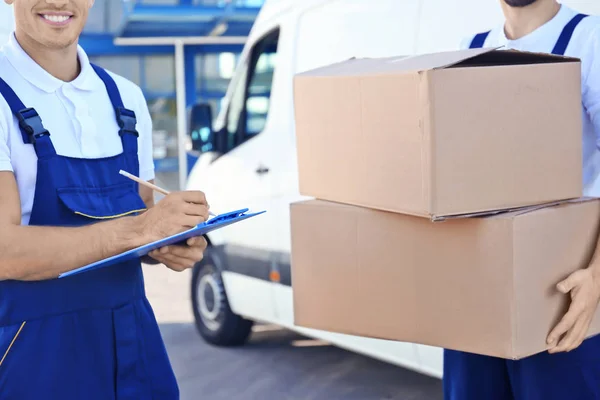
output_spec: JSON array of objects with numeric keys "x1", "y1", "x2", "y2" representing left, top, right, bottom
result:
[{"x1": 143, "y1": 264, "x2": 443, "y2": 400}]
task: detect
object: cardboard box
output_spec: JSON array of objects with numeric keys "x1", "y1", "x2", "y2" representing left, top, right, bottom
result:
[
  {"x1": 290, "y1": 199, "x2": 600, "y2": 359},
  {"x1": 293, "y1": 48, "x2": 583, "y2": 220}
]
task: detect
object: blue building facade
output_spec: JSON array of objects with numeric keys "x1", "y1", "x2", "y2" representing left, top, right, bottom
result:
[{"x1": 80, "y1": 0, "x2": 264, "y2": 181}]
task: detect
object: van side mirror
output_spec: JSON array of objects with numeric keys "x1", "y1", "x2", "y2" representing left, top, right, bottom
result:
[{"x1": 188, "y1": 103, "x2": 215, "y2": 153}]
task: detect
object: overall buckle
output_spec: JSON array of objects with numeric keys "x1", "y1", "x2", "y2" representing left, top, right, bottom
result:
[
  {"x1": 16, "y1": 108, "x2": 50, "y2": 144},
  {"x1": 116, "y1": 107, "x2": 139, "y2": 137}
]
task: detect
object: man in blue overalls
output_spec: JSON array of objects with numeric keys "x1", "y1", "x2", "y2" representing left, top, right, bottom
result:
[
  {"x1": 0, "y1": 0, "x2": 210, "y2": 398},
  {"x1": 445, "y1": 0, "x2": 600, "y2": 399}
]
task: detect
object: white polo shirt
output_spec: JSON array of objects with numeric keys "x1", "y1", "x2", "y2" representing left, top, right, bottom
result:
[
  {"x1": 0, "y1": 33, "x2": 155, "y2": 225},
  {"x1": 461, "y1": 4, "x2": 600, "y2": 197}
]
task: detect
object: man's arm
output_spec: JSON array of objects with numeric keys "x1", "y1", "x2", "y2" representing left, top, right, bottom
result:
[
  {"x1": 546, "y1": 26, "x2": 600, "y2": 352},
  {"x1": 0, "y1": 171, "x2": 147, "y2": 281},
  {"x1": 139, "y1": 181, "x2": 162, "y2": 265},
  {"x1": 140, "y1": 181, "x2": 155, "y2": 209},
  {"x1": 575, "y1": 27, "x2": 600, "y2": 281},
  {"x1": 0, "y1": 171, "x2": 209, "y2": 281}
]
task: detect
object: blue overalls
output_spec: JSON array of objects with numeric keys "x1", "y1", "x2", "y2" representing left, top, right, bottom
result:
[
  {"x1": 444, "y1": 13, "x2": 600, "y2": 400},
  {"x1": 0, "y1": 65, "x2": 179, "y2": 399}
]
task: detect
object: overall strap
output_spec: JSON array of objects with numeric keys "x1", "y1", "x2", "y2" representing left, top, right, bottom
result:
[
  {"x1": 0, "y1": 76, "x2": 56, "y2": 158},
  {"x1": 469, "y1": 31, "x2": 491, "y2": 49},
  {"x1": 90, "y1": 64, "x2": 139, "y2": 155},
  {"x1": 552, "y1": 13, "x2": 588, "y2": 55}
]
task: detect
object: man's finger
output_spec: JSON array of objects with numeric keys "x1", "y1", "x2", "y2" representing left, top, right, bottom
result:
[
  {"x1": 180, "y1": 190, "x2": 208, "y2": 205},
  {"x1": 182, "y1": 203, "x2": 209, "y2": 217},
  {"x1": 155, "y1": 252, "x2": 192, "y2": 271},
  {"x1": 557, "y1": 270, "x2": 586, "y2": 293},
  {"x1": 148, "y1": 249, "x2": 161, "y2": 259},
  {"x1": 187, "y1": 236, "x2": 207, "y2": 248},
  {"x1": 548, "y1": 307, "x2": 582, "y2": 345},
  {"x1": 163, "y1": 246, "x2": 201, "y2": 266},
  {"x1": 549, "y1": 316, "x2": 588, "y2": 353},
  {"x1": 183, "y1": 214, "x2": 209, "y2": 229}
]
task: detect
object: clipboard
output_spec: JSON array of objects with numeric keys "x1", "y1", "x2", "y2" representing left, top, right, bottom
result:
[{"x1": 59, "y1": 208, "x2": 265, "y2": 278}]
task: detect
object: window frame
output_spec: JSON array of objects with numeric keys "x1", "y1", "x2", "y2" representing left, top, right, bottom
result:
[{"x1": 218, "y1": 26, "x2": 280, "y2": 154}]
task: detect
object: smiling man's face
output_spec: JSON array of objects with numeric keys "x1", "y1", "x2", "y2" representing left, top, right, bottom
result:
[{"x1": 5, "y1": 0, "x2": 94, "y2": 49}]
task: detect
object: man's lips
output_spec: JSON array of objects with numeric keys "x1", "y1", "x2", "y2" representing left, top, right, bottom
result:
[{"x1": 38, "y1": 12, "x2": 73, "y2": 26}]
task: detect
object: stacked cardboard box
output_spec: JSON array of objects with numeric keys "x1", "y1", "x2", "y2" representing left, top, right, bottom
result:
[{"x1": 289, "y1": 47, "x2": 600, "y2": 359}]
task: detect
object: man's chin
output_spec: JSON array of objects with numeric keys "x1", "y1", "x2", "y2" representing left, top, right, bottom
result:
[{"x1": 39, "y1": 36, "x2": 78, "y2": 50}]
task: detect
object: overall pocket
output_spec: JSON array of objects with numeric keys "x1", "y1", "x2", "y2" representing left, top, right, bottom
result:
[
  {"x1": 57, "y1": 182, "x2": 147, "y2": 220},
  {"x1": 0, "y1": 321, "x2": 26, "y2": 371}
]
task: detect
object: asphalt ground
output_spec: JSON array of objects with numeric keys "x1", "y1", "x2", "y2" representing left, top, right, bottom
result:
[{"x1": 144, "y1": 264, "x2": 443, "y2": 400}]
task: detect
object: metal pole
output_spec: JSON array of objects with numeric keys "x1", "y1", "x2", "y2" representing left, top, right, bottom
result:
[{"x1": 174, "y1": 39, "x2": 187, "y2": 191}]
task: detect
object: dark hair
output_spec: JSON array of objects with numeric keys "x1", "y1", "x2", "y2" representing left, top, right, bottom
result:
[{"x1": 503, "y1": 0, "x2": 538, "y2": 7}]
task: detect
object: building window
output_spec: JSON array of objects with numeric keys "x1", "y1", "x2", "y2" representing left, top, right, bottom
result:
[
  {"x1": 144, "y1": 55, "x2": 176, "y2": 93},
  {"x1": 89, "y1": 56, "x2": 142, "y2": 87}
]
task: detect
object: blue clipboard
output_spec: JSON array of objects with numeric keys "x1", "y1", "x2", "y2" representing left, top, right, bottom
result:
[{"x1": 59, "y1": 208, "x2": 265, "y2": 279}]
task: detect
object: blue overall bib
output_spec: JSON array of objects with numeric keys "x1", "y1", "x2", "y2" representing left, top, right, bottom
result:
[
  {"x1": 0, "y1": 65, "x2": 179, "y2": 399},
  {"x1": 444, "y1": 13, "x2": 600, "y2": 400}
]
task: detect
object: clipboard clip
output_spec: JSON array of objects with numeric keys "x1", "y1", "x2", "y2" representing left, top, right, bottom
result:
[{"x1": 205, "y1": 208, "x2": 250, "y2": 225}]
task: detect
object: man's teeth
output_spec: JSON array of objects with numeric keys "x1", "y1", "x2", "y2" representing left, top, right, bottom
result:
[{"x1": 43, "y1": 15, "x2": 70, "y2": 23}]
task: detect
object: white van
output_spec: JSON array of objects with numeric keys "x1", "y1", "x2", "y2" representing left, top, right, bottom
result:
[{"x1": 186, "y1": 0, "x2": 600, "y2": 378}]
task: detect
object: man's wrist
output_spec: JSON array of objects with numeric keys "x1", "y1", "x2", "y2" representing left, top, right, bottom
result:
[{"x1": 103, "y1": 215, "x2": 148, "y2": 251}]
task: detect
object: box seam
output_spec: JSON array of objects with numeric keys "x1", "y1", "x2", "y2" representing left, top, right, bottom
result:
[{"x1": 423, "y1": 70, "x2": 436, "y2": 215}]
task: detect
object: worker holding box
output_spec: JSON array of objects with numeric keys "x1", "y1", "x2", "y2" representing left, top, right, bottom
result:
[
  {"x1": 444, "y1": 0, "x2": 600, "y2": 399},
  {"x1": 0, "y1": 0, "x2": 209, "y2": 398}
]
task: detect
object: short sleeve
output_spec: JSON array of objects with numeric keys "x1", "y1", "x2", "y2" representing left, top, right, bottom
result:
[
  {"x1": 134, "y1": 87, "x2": 155, "y2": 182},
  {"x1": 0, "y1": 110, "x2": 13, "y2": 172},
  {"x1": 581, "y1": 25, "x2": 600, "y2": 149}
]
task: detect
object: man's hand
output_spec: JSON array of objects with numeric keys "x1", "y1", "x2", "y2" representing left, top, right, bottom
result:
[
  {"x1": 137, "y1": 190, "x2": 210, "y2": 272},
  {"x1": 148, "y1": 236, "x2": 207, "y2": 272},
  {"x1": 547, "y1": 268, "x2": 600, "y2": 353},
  {"x1": 136, "y1": 190, "x2": 210, "y2": 242}
]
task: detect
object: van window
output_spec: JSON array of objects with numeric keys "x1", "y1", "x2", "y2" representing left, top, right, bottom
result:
[{"x1": 224, "y1": 28, "x2": 279, "y2": 152}]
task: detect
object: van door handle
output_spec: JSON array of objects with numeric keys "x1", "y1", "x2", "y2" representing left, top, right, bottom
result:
[{"x1": 256, "y1": 165, "x2": 270, "y2": 175}]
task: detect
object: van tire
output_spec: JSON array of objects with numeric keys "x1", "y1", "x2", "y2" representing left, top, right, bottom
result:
[{"x1": 191, "y1": 251, "x2": 254, "y2": 347}]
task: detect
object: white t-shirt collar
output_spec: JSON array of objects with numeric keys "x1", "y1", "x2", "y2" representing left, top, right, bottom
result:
[
  {"x1": 495, "y1": 4, "x2": 577, "y2": 50},
  {"x1": 3, "y1": 32, "x2": 97, "y2": 93}
]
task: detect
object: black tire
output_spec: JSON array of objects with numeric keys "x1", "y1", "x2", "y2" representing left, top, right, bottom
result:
[{"x1": 191, "y1": 249, "x2": 254, "y2": 347}]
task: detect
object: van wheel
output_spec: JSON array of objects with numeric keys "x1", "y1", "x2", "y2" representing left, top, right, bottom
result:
[{"x1": 191, "y1": 252, "x2": 254, "y2": 347}]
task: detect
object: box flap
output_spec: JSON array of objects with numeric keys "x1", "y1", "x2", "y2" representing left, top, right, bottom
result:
[
  {"x1": 511, "y1": 197, "x2": 597, "y2": 215},
  {"x1": 389, "y1": 47, "x2": 501, "y2": 72},
  {"x1": 294, "y1": 48, "x2": 499, "y2": 77},
  {"x1": 432, "y1": 198, "x2": 591, "y2": 222},
  {"x1": 294, "y1": 47, "x2": 580, "y2": 79},
  {"x1": 450, "y1": 48, "x2": 580, "y2": 69},
  {"x1": 395, "y1": 47, "x2": 579, "y2": 71},
  {"x1": 294, "y1": 57, "x2": 392, "y2": 77}
]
